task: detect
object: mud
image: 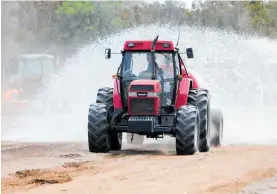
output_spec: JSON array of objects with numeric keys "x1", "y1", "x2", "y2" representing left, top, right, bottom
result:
[
  {"x1": 240, "y1": 175, "x2": 277, "y2": 194},
  {"x1": 1, "y1": 141, "x2": 277, "y2": 194}
]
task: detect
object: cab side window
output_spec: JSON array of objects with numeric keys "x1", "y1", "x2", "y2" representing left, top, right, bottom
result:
[
  {"x1": 5, "y1": 58, "x2": 19, "y2": 77},
  {"x1": 174, "y1": 53, "x2": 180, "y2": 76}
]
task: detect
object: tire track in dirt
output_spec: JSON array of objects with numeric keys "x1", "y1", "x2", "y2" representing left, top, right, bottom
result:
[
  {"x1": 1, "y1": 153, "x2": 157, "y2": 194},
  {"x1": 2, "y1": 161, "x2": 93, "y2": 192},
  {"x1": 2, "y1": 143, "x2": 277, "y2": 194},
  {"x1": 1, "y1": 142, "x2": 167, "y2": 194},
  {"x1": 240, "y1": 174, "x2": 277, "y2": 194}
]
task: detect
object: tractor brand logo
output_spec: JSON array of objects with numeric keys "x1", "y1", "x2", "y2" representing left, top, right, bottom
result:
[{"x1": 137, "y1": 92, "x2": 147, "y2": 97}]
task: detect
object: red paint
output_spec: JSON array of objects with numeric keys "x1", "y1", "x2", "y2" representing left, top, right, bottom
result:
[
  {"x1": 123, "y1": 41, "x2": 174, "y2": 51},
  {"x1": 175, "y1": 78, "x2": 191, "y2": 109},
  {"x1": 128, "y1": 80, "x2": 162, "y2": 115},
  {"x1": 185, "y1": 72, "x2": 200, "y2": 89},
  {"x1": 180, "y1": 64, "x2": 199, "y2": 89},
  {"x1": 129, "y1": 80, "x2": 162, "y2": 92},
  {"x1": 113, "y1": 79, "x2": 123, "y2": 109},
  {"x1": 114, "y1": 40, "x2": 203, "y2": 112},
  {"x1": 2, "y1": 88, "x2": 21, "y2": 101}
]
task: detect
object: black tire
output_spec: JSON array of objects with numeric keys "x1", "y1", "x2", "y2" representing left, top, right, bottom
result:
[
  {"x1": 95, "y1": 87, "x2": 122, "y2": 151},
  {"x1": 96, "y1": 87, "x2": 114, "y2": 113},
  {"x1": 88, "y1": 103, "x2": 110, "y2": 153},
  {"x1": 210, "y1": 108, "x2": 223, "y2": 147},
  {"x1": 187, "y1": 89, "x2": 210, "y2": 152},
  {"x1": 110, "y1": 131, "x2": 122, "y2": 150},
  {"x1": 175, "y1": 105, "x2": 199, "y2": 155},
  {"x1": 126, "y1": 133, "x2": 144, "y2": 145}
]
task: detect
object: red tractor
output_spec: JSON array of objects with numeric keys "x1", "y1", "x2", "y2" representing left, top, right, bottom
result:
[
  {"x1": 87, "y1": 36, "x2": 223, "y2": 155},
  {"x1": 1, "y1": 54, "x2": 60, "y2": 117}
]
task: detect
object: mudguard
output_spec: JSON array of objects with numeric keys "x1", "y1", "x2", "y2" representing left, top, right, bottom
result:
[
  {"x1": 175, "y1": 78, "x2": 191, "y2": 109},
  {"x1": 182, "y1": 67, "x2": 201, "y2": 89},
  {"x1": 113, "y1": 79, "x2": 122, "y2": 109}
]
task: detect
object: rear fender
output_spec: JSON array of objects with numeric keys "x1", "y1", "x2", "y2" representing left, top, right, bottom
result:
[
  {"x1": 175, "y1": 78, "x2": 191, "y2": 109},
  {"x1": 113, "y1": 79, "x2": 122, "y2": 109},
  {"x1": 181, "y1": 67, "x2": 199, "y2": 89}
]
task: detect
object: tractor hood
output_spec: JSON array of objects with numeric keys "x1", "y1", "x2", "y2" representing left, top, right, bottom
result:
[
  {"x1": 128, "y1": 80, "x2": 162, "y2": 93},
  {"x1": 22, "y1": 77, "x2": 43, "y2": 90}
]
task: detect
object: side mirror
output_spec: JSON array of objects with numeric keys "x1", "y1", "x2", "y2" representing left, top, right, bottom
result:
[
  {"x1": 105, "y1": 48, "x2": 111, "y2": 59},
  {"x1": 186, "y1": 48, "x2": 194, "y2": 59}
]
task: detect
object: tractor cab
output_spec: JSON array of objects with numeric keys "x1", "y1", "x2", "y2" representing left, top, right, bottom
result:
[
  {"x1": 5, "y1": 54, "x2": 56, "y2": 80},
  {"x1": 3, "y1": 54, "x2": 56, "y2": 102},
  {"x1": 104, "y1": 37, "x2": 194, "y2": 115}
]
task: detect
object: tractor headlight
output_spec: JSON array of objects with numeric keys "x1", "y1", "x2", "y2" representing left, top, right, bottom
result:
[
  {"x1": 147, "y1": 92, "x2": 159, "y2": 97},
  {"x1": 128, "y1": 92, "x2": 160, "y2": 97},
  {"x1": 128, "y1": 92, "x2": 137, "y2": 97}
]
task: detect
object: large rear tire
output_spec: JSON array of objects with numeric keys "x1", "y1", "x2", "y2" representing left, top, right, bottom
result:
[
  {"x1": 187, "y1": 89, "x2": 210, "y2": 152},
  {"x1": 96, "y1": 87, "x2": 113, "y2": 112},
  {"x1": 175, "y1": 105, "x2": 199, "y2": 155},
  {"x1": 95, "y1": 87, "x2": 122, "y2": 151},
  {"x1": 210, "y1": 108, "x2": 223, "y2": 147},
  {"x1": 88, "y1": 103, "x2": 110, "y2": 153}
]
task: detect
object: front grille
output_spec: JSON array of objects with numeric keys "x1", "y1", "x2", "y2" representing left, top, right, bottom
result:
[
  {"x1": 130, "y1": 85, "x2": 154, "y2": 91},
  {"x1": 129, "y1": 98, "x2": 155, "y2": 114}
]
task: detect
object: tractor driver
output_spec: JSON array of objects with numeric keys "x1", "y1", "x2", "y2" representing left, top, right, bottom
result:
[{"x1": 138, "y1": 52, "x2": 164, "y2": 80}]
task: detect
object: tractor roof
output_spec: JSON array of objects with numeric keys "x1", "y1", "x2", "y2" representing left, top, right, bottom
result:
[
  {"x1": 20, "y1": 54, "x2": 55, "y2": 59},
  {"x1": 123, "y1": 40, "x2": 175, "y2": 51}
]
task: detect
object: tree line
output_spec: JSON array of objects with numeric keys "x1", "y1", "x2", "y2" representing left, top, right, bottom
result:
[{"x1": 2, "y1": 1, "x2": 277, "y2": 74}]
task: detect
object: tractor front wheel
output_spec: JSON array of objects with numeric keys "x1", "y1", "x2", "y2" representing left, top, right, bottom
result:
[
  {"x1": 91, "y1": 87, "x2": 123, "y2": 151},
  {"x1": 175, "y1": 105, "x2": 199, "y2": 155},
  {"x1": 88, "y1": 103, "x2": 110, "y2": 153}
]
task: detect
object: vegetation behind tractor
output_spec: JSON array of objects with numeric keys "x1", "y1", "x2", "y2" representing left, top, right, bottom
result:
[{"x1": 87, "y1": 36, "x2": 223, "y2": 155}]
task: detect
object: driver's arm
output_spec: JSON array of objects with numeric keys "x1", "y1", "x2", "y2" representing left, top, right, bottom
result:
[{"x1": 157, "y1": 66, "x2": 164, "y2": 79}]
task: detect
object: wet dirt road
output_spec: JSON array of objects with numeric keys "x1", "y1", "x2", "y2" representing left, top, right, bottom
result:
[{"x1": 1, "y1": 140, "x2": 277, "y2": 194}]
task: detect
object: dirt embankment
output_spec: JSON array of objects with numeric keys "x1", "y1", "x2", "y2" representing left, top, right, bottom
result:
[{"x1": 1, "y1": 141, "x2": 277, "y2": 194}]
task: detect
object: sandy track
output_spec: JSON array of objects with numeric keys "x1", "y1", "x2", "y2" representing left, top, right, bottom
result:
[{"x1": 1, "y1": 141, "x2": 277, "y2": 194}]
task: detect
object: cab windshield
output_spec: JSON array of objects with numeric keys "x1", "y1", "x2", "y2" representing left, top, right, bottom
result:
[
  {"x1": 121, "y1": 51, "x2": 177, "y2": 106},
  {"x1": 20, "y1": 58, "x2": 55, "y2": 79},
  {"x1": 121, "y1": 51, "x2": 175, "y2": 80}
]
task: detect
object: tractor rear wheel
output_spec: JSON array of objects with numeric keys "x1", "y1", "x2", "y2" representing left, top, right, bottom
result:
[
  {"x1": 96, "y1": 87, "x2": 113, "y2": 109},
  {"x1": 187, "y1": 89, "x2": 210, "y2": 152},
  {"x1": 88, "y1": 103, "x2": 110, "y2": 153},
  {"x1": 210, "y1": 108, "x2": 223, "y2": 147},
  {"x1": 175, "y1": 105, "x2": 199, "y2": 155}
]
